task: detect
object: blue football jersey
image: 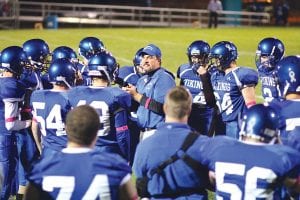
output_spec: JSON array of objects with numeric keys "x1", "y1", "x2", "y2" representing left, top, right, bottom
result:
[
  {"x1": 201, "y1": 136, "x2": 300, "y2": 199},
  {"x1": 0, "y1": 77, "x2": 26, "y2": 199},
  {"x1": 136, "y1": 68, "x2": 176, "y2": 129},
  {"x1": 30, "y1": 90, "x2": 70, "y2": 151},
  {"x1": 40, "y1": 73, "x2": 53, "y2": 90},
  {"x1": 67, "y1": 86, "x2": 131, "y2": 160},
  {"x1": 177, "y1": 63, "x2": 210, "y2": 105},
  {"x1": 269, "y1": 99, "x2": 300, "y2": 139},
  {"x1": 177, "y1": 63, "x2": 214, "y2": 134},
  {"x1": 133, "y1": 123, "x2": 210, "y2": 199},
  {"x1": 210, "y1": 67, "x2": 258, "y2": 122},
  {"x1": 0, "y1": 77, "x2": 26, "y2": 135},
  {"x1": 257, "y1": 68, "x2": 279, "y2": 102},
  {"x1": 118, "y1": 66, "x2": 140, "y2": 86},
  {"x1": 19, "y1": 69, "x2": 44, "y2": 90},
  {"x1": 28, "y1": 148, "x2": 131, "y2": 199}
]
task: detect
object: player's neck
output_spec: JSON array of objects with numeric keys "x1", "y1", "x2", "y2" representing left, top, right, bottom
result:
[
  {"x1": 52, "y1": 85, "x2": 68, "y2": 91},
  {"x1": 2, "y1": 71, "x2": 14, "y2": 77},
  {"x1": 92, "y1": 79, "x2": 109, "y2": 87},
  {"x1": 224, "y1": 64, "x2": 237, "y2": 74},
  {"x1": 67, "y1": 142, "x2": 93, "y2": 148},
  {"x1": 165, "y1": 116, "x2": 188, "y2": 124},
  {"x1": 285, "y1": 93, "x2": 300, "y2": 100}
]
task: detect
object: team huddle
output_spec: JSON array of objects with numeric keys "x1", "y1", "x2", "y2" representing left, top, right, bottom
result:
[{"x1": 0, "y1": 36, "x2": 299, "y2": 199}]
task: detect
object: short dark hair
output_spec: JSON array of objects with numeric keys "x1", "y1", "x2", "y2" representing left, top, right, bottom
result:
[{"x1": 66, "y1": 105, "x2": 100, "y2": 146}]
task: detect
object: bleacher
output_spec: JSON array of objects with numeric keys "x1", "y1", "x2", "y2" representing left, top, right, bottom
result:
[{"x1": 1, "y1": 1, "x2": 272, "y2": 29}]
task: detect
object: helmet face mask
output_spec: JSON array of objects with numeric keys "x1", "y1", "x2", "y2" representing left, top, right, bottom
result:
[
  {"x1": 132, "y1": 48, "x2": 144, "y2": 75},
  {"x1": 187, "y1": 40, "x2": 210, "y2": 71},
  {"x1": 0, "y1": 46, "x2": 29, "y2": 77},
  {"x1": 209, "y1": 56, "x2": 222, "y2": 70},
  {"x1": 78, "y1": 37, "x2": 105, "y2": 60},
  {"x1": 22, "y1": 39, "x2": 51, "y2": 72},
  {"x1": 255, "y1": 53, "x2": 273, "y2": 70}
]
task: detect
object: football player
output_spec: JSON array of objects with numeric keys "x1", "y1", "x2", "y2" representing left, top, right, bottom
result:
[
  {"x1": 268, "y1": 55, "x2": 300, "y2": 140},
  {"x1": 255, "y1": 37, "x2": 285, "y2": 102},
  {"x1": 78, "y1": 36, "x2": 106, "y2": 85},
  {"x1": 202, "y1": 41, "x2": 258, "y2": 138},
  {"x1": 177, "y1": 40, "x2": 215, "y2": 135},
  {"x1": 30, "y1": 58, "x2": 75, "y2": 157},
  {"x1": 202, "y1": 104, "x2": 300, "y2": 199},
  {"x1": 52, "y1": 46, "x2": 84, "y2": 86},
  {"x1": 22, "y1": 38, "x2": 52, "y2": 90},
  {"x1": 0, "y1": 46, "x2": 32, "y2": 200},
  {"x1": 67, "y1": 52, "x2": 132, "y2": 162},
  {"x1": 116, "y1": 48, "x2": 143, "y2": 166},
  {"x1": 25, "y1": 105, "x2": 137, "y2": 200}
]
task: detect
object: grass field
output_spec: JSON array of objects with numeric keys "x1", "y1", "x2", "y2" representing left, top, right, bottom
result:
[
  {"x1": 1, "y1": 27, "x2": 299, "y2": 199},
  {"x1": 0, "y1": 27, "x2": 299, "y2": 98}
]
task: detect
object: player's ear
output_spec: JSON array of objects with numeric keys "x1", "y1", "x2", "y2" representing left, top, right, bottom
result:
[
  {"x1": 186, "y1": 106, "x2": 192, "y2": 116},
  {"x1": 163, "y1": 103, "x2": 167, "y2": 115}
]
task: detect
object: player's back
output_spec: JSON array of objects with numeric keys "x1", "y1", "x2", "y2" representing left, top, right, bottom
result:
[
  {"x1": 269, "y1": 99, "x2": 300, "y2": 138},
  {"x1": 30, "y1": 89, "x2": 70, "y2": 150},
  {"x1": 204, "y1": 136, "x2": 300, "y2": 199},
  {"x1": 28, "y1": 149, "x2": 131, "y2": 200},
  {"x1": 134, "y1": 124, "x2": 211, "y2": 198},
  {"x1": 67, "y1": 86, "x2": 131, "y2": 144}
]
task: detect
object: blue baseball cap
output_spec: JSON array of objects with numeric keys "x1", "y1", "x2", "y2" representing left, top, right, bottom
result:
[{"x1": 141, "y1": 44, "x2": 161, "y2": 58}]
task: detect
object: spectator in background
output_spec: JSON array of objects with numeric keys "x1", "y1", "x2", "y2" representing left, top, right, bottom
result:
[
  {"x1": 274, "y1": 0, "x2": 290, "y2": 26},
  {"x1": 207, "y1": 0, "x2": 223, "y2": 28},
  {"x1": 282, "y1": 0, "x2": 290, "y2": 26},
  {"x1": 0, "y1": 0, "x2": 10, "y2": 17}
]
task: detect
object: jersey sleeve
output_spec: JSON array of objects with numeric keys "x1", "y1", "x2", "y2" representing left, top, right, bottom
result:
[
  {"x1": 238, "y1": 67, "x2": 259, "y2": 87},
  {"x1": 153, "y1": 72, "x2": 176, "y2": 104},
  {"x1": 2, "y1": 80, "x2": 29, "y2": 131},
  {"x1": 114, "y1": 90, "x2": 131, "y2": 162}
]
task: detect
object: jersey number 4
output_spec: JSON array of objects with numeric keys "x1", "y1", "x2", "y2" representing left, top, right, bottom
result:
[{"x1": 32, "y1": 102, "x2": 66, "y2": 136}]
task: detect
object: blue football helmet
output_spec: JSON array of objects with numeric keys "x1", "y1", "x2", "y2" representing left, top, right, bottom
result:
[
  {"x1": 187, "y1": 40, "x2": 210, "y2": 70},
  {"x1": 239, "y1": 104, "x2": 282, "y2": 143},
  {"x1": 133, "y1": 48, "x2": 143, "y2": 67},
  {"x1": 209, "y1": 41, "x2": 238, "y2": 70},
  {"x1": 23, "y1": 39, "x2": 50, "y2": 71},
  {"x1": 78, "y1": 37, "x2": 105, "y2": 60},
  {"x1": 88, "y1": 52, "x2": 119, "y2": 83},
  {"x1": 48, "y1": 58, "x2": 76, "y2": 88},
  {"x1": 52, "y1": 46, "x2": 78, "y2": 63},
  {"x1": 276, "y1": 55, "x2": 300, "y2": 97},
  {"x1": 132, "y1": 48, "x2": 144, "y2": 74},
  {"x1": 0, "y1": 46, "x2": 29, "y2": 76},
  {"x1": 256, "y1": 37, "x2": 284, "y2": 72}
]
